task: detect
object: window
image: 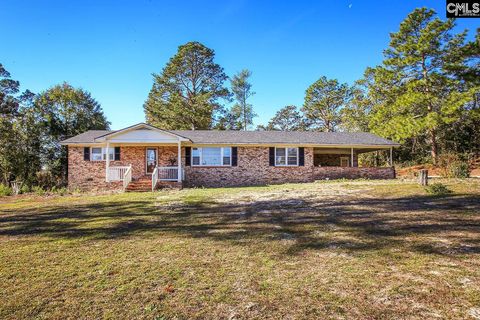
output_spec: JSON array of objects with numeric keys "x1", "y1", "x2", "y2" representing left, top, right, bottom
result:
[
  {"x1": 340, "y1": 157, "x2": 350, "y2": 167},
  {"x1": 91, "y1": 147, "x2": 102, "y2": 161},
  {"x1": 192, "y1": 148, "x2": 200, "y2": 165},
  {"x1": 275, "y1": 147, "x2": 298, "y2": 166},
  {"x1": 91, "y1": 147, "x2": 114, "y2": 161},
  {"x1": 191, "y1": 147, "x2": 231, "y2": 166},
  {"x1": 102, "y1": 148, "x2": 114, "y2": 161},
  {"x1": 287, "y1": 148, "x2": 298, "y2": 165},
  {"x1": 222, "y1": 147, "x2": 231, "y2": 165}
]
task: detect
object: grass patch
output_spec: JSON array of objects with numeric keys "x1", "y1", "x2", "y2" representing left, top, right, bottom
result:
[{"x1": 1, "y1": 179, "x2": 479, "y2": 319}]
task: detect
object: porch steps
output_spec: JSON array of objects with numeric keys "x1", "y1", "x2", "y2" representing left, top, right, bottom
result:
[
  {"x1": 125, "y1": 176, "x2": 183, "y2": 192},
  {"x1": 125, "y1": 176, "x2": 152, "y2": 192}
]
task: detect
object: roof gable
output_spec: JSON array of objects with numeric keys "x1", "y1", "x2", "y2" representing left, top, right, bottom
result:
[{"x1": 94, "y1": 123, "x2": 189, "y2": 143}]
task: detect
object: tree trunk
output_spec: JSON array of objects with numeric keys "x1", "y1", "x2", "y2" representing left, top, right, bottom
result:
[
  {"x1": 419, "y1": 169, "x2": 428, "y2": 186},
  {"x1": 430, "y1": 129, "x2": 438, "y2": 165},
  {"x1": 422, "y1": 53, "x2": 438, "y2": 165}
]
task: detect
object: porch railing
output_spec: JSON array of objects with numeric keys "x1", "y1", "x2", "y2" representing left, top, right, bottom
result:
[
  {"x1": 157, "y1": 166, "x2": 181, "y2": 181},
  {"x1": 152, "y1": 166, "x2": 159, "y2": 191},
  {"x1": 108, "y1": 166, "x2": 131, "y2": 181},
  {"x1": 123, "y1": 166, "x2": 132, "y2": 191}
]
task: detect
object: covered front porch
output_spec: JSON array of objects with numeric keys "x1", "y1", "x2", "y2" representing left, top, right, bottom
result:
[
  {"x1": 106, "y1": 145, "x2": 184, "y2": 191},
  {"x1": 96, "y1": 123, "x2": 189, "y2": 191}
]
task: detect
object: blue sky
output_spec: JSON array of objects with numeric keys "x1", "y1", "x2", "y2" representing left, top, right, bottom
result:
[{"x1": 1, "y1": 1, "x2": 478, "y2": 129}]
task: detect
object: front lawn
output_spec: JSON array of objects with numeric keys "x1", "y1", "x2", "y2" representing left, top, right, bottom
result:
[{"x1": 1, "y1": 179, "x2": 480, "y2": 319}]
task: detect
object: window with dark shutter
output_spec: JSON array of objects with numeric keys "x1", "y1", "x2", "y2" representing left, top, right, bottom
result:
[
  {"x1": 231, "y1": 147, "x2": 238, "y2": 166},
  {"x1": 299, "y1": 147, "x2": 305, "y2": 166},
  {"x1": 114, "y1": 147, "x2": 121, "y2": 161},
  {"x1": 269, "y1": 147, "x2": 275, "y2": 166},
  {"x1": 84, "y1": 147, "x2": 90, "y2": 161},
  {"x1": 185, "y1": 147, "x2": 191, "y2": 166}
]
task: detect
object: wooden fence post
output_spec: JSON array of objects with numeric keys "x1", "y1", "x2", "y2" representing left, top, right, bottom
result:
[{"x1": 419, "y1": 169, "x2": 428, "y2": 186}]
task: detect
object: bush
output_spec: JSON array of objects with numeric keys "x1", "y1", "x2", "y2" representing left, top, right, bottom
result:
[
  {"x1": 449, "y1": 161, "x2": 470, "y2": 178},
  {"x1": 437, "y1": 153, "x2": 470, "y2": 178},
  {"x1": 20, "y1": 184, "x2": 30, "y2": 194},
  {"x1": 36, "y1": 170, "x2": 58, "y2": 190},
  {"x1": 425, "y1": 183, "x2": 452, "y2": 196},
  {"x1": 52, "y1": 186, "x2": 68, "y2": 196},
  {"x1": 32, "y1": 186, "x2": 46, "y2": 196},
  {"x1": 0, "y1": 184, "x2": 12, "y2": 196}
]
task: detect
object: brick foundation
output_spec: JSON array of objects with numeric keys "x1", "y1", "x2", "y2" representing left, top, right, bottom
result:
[{"x1": 312, "y1": 166, "x2": 395, "y2": 180}]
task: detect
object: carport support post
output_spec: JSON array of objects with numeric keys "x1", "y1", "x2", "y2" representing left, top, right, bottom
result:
[
  {"x1": 390, "y1": 147, "x2": 393, "y2": 167},
  {"x1": 351, "y1": 148, "x2": 354, "y2": 167},
  {"x1": 177, "y1": 141, "x2": 181, "y2": 182},
  {"x1": 105, "y1": 142, "x2": 110, "y2": 182}
]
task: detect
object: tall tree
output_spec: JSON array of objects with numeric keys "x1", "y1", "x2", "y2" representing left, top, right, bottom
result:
[
  {"x1": 302, "y1": 76, "x2": 351, "y2": 132},
  {"x1": 340, "y1": 74, "x2": 375, "y2": 132},
  {"x1": 35, "y1": 83, "x2": 110, "y2": 183},
  {"x1": 213, "y1": 107, "x2": 243, "y2": 130},
  {"x1": 0, "y1": 64, "x2": 22, "y2": 184},
  {"x1": 230, "y1": 69, "x2": 256, "y2": 130},
  {"x1": 0, "y1": 64, "x2": 42, "y2": 186},
  {"x1": 368, "y1": 8, "x2": 479, "y2": 164},
  {"x1": 265, "y1": 105, "x2": 307, "y2": 131},
  {"x1": 144, "y1": 42, "x2": 230, "y2": 130}
]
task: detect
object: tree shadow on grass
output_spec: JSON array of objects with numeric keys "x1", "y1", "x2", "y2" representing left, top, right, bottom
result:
[{"x1": 0, "y1": 193, "x2": 479, "y2": 256}]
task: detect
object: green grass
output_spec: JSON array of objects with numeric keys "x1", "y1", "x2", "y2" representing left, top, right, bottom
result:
[{"x1": 1, "y1": 179, "x2": 480, "y2": 319}]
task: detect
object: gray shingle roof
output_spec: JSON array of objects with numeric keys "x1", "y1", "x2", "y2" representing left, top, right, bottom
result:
[
  {"x1": 171, "y1": 130, "x2": 398, "y2": 146},
  {"x1": 61, "y1": 130, "x2": 112, "y2": 144},
  {"x1": 61, "y1": 129, "x2": 399, "y2": 146}
]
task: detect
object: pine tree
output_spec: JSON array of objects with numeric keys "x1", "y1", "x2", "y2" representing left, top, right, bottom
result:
[
  {"x1": 265, "y1": 105, "x2": 307, "y2": 131},
  {"x1": 302, "y1": 76, "x2": 351, "y2": 132},
  {"x1": 230, "y1": 69, "x2": 256, "y2": 130},
  {"x1": 368, "y1": 8, "x2": 479, "y2": 164},
  {"x1": 144, "y1": 42, "x2": 230, "y2": 130}
]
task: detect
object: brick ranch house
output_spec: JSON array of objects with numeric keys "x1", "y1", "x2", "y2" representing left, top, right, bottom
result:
[{"x1": 61, "y1": 123, "x2": 400, "y2": 192}]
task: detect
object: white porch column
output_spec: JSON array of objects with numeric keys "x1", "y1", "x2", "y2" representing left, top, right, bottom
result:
[
  {"x1": 177, "y1": 141, "x2": 181, "y2": 182},
  {"x1": 390, "y1": 147, "x2": 393, "y2": 167},
  {"x1": 351, "y1": 148, "x2": 354, "y2": 167},
  {"x1": 105, "y1": 142, "x2": 110, "y2": 182}
]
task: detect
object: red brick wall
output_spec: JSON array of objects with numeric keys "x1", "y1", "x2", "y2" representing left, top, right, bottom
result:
[
  {"x1": 183, "y1": 147, "x2": 315, "y2": 187},
  {"x1": 68, "y1": 146, "x2": 121, "y2": 191}
]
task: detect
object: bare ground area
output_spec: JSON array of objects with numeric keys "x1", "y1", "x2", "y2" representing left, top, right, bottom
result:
[{"x1": 1, "y1": 179, "x2": 480, "y2": 319}]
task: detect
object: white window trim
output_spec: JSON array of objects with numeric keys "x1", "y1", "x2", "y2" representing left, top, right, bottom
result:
[
  {"x1": 275, "y1": 147, "x2": 299, "y2": 167},
  {"x1": 191, "y1": 147, "x2": 232, "y2": 167},
  {"x1": 91, "y1": 147, "x2": 114, "y2": 161}
]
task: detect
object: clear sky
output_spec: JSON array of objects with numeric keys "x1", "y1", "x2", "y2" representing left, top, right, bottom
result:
[{"x1": 1, "y1": 0, "x2": 478, "y2": 129}]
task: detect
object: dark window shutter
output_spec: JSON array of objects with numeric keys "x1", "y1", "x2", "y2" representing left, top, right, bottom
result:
[
  {"x1": 114, "y1": 147, "x2": 121, "y2": 161},
  {"x1": 84, "y1": 147, "x2": 90, "y2": 161},
  {"x1": 185, "y1": 147, "x2": 191, "y2": 166},
  {"x1": 269, "y1": 147, "x2": 275, "y2": 166},
  {"x1": 299, "y1": 147, "x2": 305, "y2": 166},
  {"x1": 231, "y1": 147, "x2": 238, "y2": 166}
]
